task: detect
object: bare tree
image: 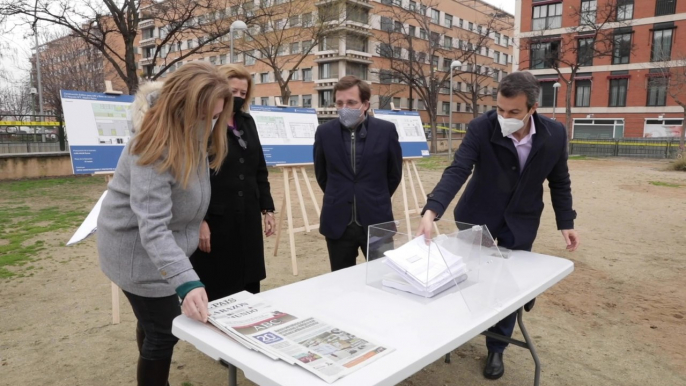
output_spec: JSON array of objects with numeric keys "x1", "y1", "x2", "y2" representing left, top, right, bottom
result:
[
  {"x1": 0, "y1": 0, "x2": 255, "y2": 94},
  {"x1": 650, "y1": 52, "x2": 686, "y2": 156},
  {"x1": 232, "y1": 0, "x2": 357, "y2": 104},
  {"x1": 0, "y1": 77, "x2": 33, "y2": 120},
  {"x1": 375, "y1": 0, "x2": 511, "y2": 152},
  {"x1": 520, "y1": 0, "x2": 635, "y2": 134}
]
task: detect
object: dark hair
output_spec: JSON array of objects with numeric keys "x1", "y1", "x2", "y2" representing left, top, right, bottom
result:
[
  {"x1": 334, "y1": 76, "x2": 371, "y2": 103},
  {"x1": 497, "y1": 71, "x2": 540, "y2": 109}
]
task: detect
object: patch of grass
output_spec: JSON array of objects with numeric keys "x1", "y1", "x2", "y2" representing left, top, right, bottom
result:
[
  {"x1": 0, "y1": 176, "x2": 103, "y2": 199},
  {"x1": 569, "y1": 155, "x2": 588, "y2": 160},
  {"x1": 417, "y1": 156, "x2": 451, "y2": 171},
  {"x1": 649, "y1": 181, "x2": 681, "y2": 188}
]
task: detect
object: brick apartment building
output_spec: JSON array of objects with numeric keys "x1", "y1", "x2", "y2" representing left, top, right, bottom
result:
[
  {"x1": 138, "y1": 0, "x2": 514, "y2": 127},
  {"x1": 514, "y1": 0, "x2": 686, "y2": 139}
]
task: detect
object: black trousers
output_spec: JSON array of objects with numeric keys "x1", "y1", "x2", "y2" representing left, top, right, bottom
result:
[
  {"x1": 205, "y1": 281, "x2": 261, "y2": 302},
  {"x1": 486, "y1": 226, "x2": 533, "y2": 353},
  {"x1": 325, "y1": 223, "x2": 394, "y2": 272},
  {"x1": 123, "y1": 291, "x2": 181, "y2": 361}
]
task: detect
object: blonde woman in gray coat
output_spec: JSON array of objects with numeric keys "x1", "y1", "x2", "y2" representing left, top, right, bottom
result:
[{"x1": 97, "y1": 62, "x2": 232, "y2": 386}]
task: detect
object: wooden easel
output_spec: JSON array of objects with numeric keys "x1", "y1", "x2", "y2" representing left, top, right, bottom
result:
[
  {"x1": 94, "y1": 171, "x2": 120, "y2": 325},
  {"x1": 397, "y1": 157, "x2": 439, "y2": 241},
  {"x1": 272, "y1": 163, "x2": 321, "y2": 276}
]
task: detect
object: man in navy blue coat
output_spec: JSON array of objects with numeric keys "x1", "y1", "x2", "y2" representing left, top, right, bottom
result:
[
  {"x1": 314, "y1": 76, "x2": 403, "y2": 271},
  {"x1": 417, "y1": 71, "x2": 579, "y2": 380}
]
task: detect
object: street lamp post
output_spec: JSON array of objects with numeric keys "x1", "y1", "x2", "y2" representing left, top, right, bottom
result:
[
  {"x1": 448, "y1": 60, "x2": 462, "y2": 159},
  {"x1": 230, "y1": 20, "x2": 248, "y2": 64},
  {"x1": 552, "y1": 82, "x2": 561, "y2": 121}
]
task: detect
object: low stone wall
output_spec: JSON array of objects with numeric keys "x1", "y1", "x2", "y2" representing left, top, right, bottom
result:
[
  {"x1": 0, "y1": 152, "x2": 73, "y2": 180},
  {"x1": 432, "y1": 138, "x2": 463, "y2": 153}
]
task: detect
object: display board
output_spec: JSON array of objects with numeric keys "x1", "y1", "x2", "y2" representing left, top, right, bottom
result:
[
  {"x1": 372, "y1": 110, "x2": 430, "y2": 157},
  {"x1": 60, "y1": 90, "x2": 134, "y2": 174},
  {"x1": 249, "y1": 105, "x2": 318, "y2": 165}
]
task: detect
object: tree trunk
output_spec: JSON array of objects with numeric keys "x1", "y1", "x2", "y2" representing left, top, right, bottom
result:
[
  {"x1": 472, "y1": 92, "x2": 478, "y2": 119},
  {"x1": 680, "y1": 108, "x2": 685, "y2": 154},
  {"x1": 429, "y1": 113, "x2": 438, "y2": 153},
  {"x1": 565, "y1": 80, "x2": 573, "y2": 139},
  {"x1": 125, "y1": 39, "x2": 139, "y2": 94}
]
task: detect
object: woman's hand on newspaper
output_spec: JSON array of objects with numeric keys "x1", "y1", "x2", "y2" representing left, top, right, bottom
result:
[
  {"x1": 416, "y1": 210, "x2": 437, "y2": 244},
  {"x1": 199, "y1": 220, "x2": 211, "y2": 253},
  {"x1": 182, "y1": 287, "x2": 209, "y2": 323}
]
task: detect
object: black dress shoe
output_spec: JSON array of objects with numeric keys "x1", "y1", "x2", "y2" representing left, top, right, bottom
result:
[{"x1": 483, "y1": 351, "x2": 504, "y2": 380}]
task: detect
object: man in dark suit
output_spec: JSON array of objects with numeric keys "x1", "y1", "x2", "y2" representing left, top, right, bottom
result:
[
  {"x1": 416, "y1": 71, "x2": 579, "y2": 380},
  {"x1": 314, "y1": 76, "x2": 403, "y2": 271}
]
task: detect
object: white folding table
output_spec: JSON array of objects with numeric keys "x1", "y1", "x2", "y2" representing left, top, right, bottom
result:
[{"x1": 173, "y1": 251, "x2": 573, "y2": 386}]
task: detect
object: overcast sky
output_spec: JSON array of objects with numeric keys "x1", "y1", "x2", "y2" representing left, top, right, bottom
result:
[{"x1": 0, "y1": 0, "x2": 517, "y2": 88}]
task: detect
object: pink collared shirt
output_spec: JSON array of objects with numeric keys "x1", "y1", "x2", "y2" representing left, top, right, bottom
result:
[{"x1": 507, "y1": 116, "x2": 536, "y2": 172}]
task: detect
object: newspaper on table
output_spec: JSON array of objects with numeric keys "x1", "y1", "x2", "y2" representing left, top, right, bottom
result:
[
  {"x1": 382, "y1": 235, "x2": 467, "y2": 296},
  {"x1": 208, "y1": 291, "x2": 394, "y2": 384}
]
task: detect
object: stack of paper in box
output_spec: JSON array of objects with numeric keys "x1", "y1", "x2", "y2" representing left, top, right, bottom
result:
[{"x1": 382, "y1": 235, "x2": 467, "y2": 297}]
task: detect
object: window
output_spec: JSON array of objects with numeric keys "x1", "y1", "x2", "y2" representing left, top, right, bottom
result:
[
  {"x1": 143, "y1": 46, "x2": 154, "y2": 58},
  {"x1": 419, "y1": 28, "x2": 427, "y2": 40},
  {"x1": 456, "y1": 103, "x2": 462, "y2": 112},
  {"x1": 394, "y1": 21, "x2": 403, "y2": 32},
  {"x1": 431, "y1": 9, "x2": 439, "y2": 24},
  {"x1": 580, "y1": 0, "x2": 597, "y2": 25},
  {"x1": 245, "y1": 50, "x2": 256, "y2": 65},
  {"x1": 647, "y1": 75, "x2": 668, "y2": 106},
  {"x1": 303, "y1": 95, "x2": 312, "y2": 108},
  {"x1": 578, "y1": 37, "x2": 594, "y2": 66},
  {"x1": 445, "y1": 14, "x2": 453, "y2": 28},
  {"x1": 609, "y1": 78, "x2": 628, "y2": 107},
  {"x1": 379, "y1": 96, "x2": 392, "y2": 110},
  {"x1": 381, "y1": 0, "x2": 391, "y2": 4},
  {"x1": 142, "y1": 28, "x2": 154, "y2": 39},
  {"x1": 290, "y1": 69, "x2": 300, "y2": 81},
  {"x1": 530, "y1": 40, "x2": 560, "y2": 69},
  {"x1": 302, "y1": 13, "x2": 313, "y2": 27},
  {"x1": 319, "y1": 36, "x2": 337, "y2": 51},
  {"x1": 379, "y1": 70, "x2": 394, "y2": 84},
  {"x1": 291, "y1": 42, "x2": 300, "y2": 54},
  {"x1": 442, "y1": 102, "x2": 450, "y2": 115},
  {"x1": 381, "y1": 17, "x2": 393, "y2": 32},
  {"x1": 655, "y1": 0, "x2": 677, "y2": 16},
  {"x1": 261, "y1": 97, "x2": 269, "y2": 105},
  {"x1": 504, "y1": 53, "x2": 509, "y2": 64},
  {"x1": 430, "y1": 32, "x2": 440, "y2": 47},
  {"x1": 477, "y1": 25, "x2": 482, "y2": 35},
  {"x1": 302, "y1": 40, "x2": 313, "y2": 52},
  {"x1": 393, "y1": 97, "x2": 401, "y2": 108},
  {"x1": 379, "y1": 43, "x2": 393, "y2": 57},
  {"x1": 458, "y1": 18, "x2": 463, "y2": 28},
  {"x1": 431, "y1": 55, "x2": 439, "y2": 67},
  {"x1": 651, "y1": 27, "x2": 673, "y2": 62},
  {"x1": 492, "y1": 69, "x2": 500, "y2": 81},
  {"x1": 187, "y1": 39, "x2": 194, "y2": 49},
  {"x1": 289, "y1": 15, "x2": 300, "y2": 27},
  {"x1": 468, "y1": 22, "x2": 473, "y2": 31},
  {"x1": 319, "y1": 90, "x2": 334, "y2": 107},
  {"x1": 302, "y1": 68, "x2": 312, "y2": 81},
  {"x1": 219, "y1": 54, "x2": 227, "y2": 64},
  {"x1": 617, "y1": 0, "x2": 634, "y2": 20},
  {"x1": 289, "y1": 96, "x2": 299, "y2": 106},
  {"x1": 408, "y1": 25, "x2": 416, "y2": 37},
  {"x1": 420, "y1": 5, "x2": 427, "y2": 15},
  {"x1": 494, "y1": 33, "x2": 501, "y2": 45},
  {"x1": 276, "y1": 19, "x2": 286, "y2": 30},
  {"x1": 409, "y1": 1, "x2": 417, "y2": 12},
  {"x1": 260, "y1": 73, "x2": 269, "y2": 83},
  {"x1": 503, "y1": 35, "x2": 509, "y2": 47},
  {"x1": 532, "y1": 3, "x2": 562, "y2": 30},
  {"x1": 347, "y1": 5, "x2": 368, "y2": 24},
  {"x1": 443, "y1": 58, "x2": 452, "y2": 70},
  {"x1": 418, "y1": 99, "x2": 425, "y2": 110},
  {"x1": 392, "y1": 0, "x2": 401, "y2": 6},
  {"x1": 277, "y1": 45, "x2": 286, "y2": 56},
  {"x1": 347, "y1": 36, "x2": 367, "y2": 52},
  {"x1": 319, "y1": 63, "x2": 338, "y2": 79},
  {"x1": 232, "y1": 51, "x2": 243, "y2": 62},
  {"x1": 575, "y1": 80, "x2": 591, "y2": 107},
  {"x1": 346, "y1": 63, "x2": 368, "y2": 80},
  {"x1": 612, "y1": 32, "x2": 632, "y2": 64},
  {"x1": 538, "y1": 81, "x2": 555, "y2": 107},
  {"x1": 209, "y1": 56, "x2": 217, "y2": 65},
  {"x1": 493, "y1": 51, "x2": 500, "y2": 63},
  {"x1": 393, "y1": 46, "x2": 402, "y2": 58},
  {"x1": 444, "y1": 36, "x2": 453, "y2": 49}
]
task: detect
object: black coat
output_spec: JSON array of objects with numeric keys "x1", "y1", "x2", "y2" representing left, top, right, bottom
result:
[
  {"x1": 423, "y1": 111, "x2": 576, "y2": 250},
  {"x1": 190, "y1": 111, "x2": 275, "y2": 298},
  {"x1": 314, "y1": 116, "x2": 403, "y2": 239}
]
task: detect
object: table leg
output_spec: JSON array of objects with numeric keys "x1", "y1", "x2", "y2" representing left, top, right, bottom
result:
[
  {"x1": 444, "y1": 353, "x2": 451, "y2": 363},
  {"x1": 517, "y1": 308, "x2": 541, "y2": 386},
  {"x1": 229, "y1": 363, "x2": 238, "y2": 386}
]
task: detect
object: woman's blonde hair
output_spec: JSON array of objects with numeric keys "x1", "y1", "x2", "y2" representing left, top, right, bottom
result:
[
  {"x1": 218, "y1": 64, "x2": 253, "y2": 112},
  {"x1": 131, "y1": 62, "x2": 233, "y2": 188}
]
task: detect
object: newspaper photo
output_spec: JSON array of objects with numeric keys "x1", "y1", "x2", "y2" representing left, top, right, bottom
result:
[{"x1": 208, "y1": 291, "x2": 394, "y2": 383}]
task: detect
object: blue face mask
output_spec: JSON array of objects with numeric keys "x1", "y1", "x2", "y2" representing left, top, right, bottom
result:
[{"x1": 338, "y1": 107, "x2": 363, "y2": 128}]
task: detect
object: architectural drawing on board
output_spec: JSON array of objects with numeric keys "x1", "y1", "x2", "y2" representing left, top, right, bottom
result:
[
  {"x1": 289, "y1": 123, "x2": 316, "y2": 138},
  {"x1": 92, "y1": 103, "x2": 133, "y2": 144},
  {"x1": 254, "y1": 115, "x2": 288, "y2": 138}
]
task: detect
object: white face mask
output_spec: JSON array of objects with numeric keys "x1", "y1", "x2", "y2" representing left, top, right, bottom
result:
[{"x1": 497, "y1": 112, "x2": 530, "y2": 137}]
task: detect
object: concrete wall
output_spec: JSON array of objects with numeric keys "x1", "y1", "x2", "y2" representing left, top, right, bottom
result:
[
  {"x1": 0, "y1": 152, "x2": 73, "y2": 181},
  {"x1": 432, "y1": 138, "x2": 463, "y2": 153}
]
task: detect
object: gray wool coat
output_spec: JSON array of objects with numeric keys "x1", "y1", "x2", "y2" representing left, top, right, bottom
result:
[{"x1": 97, "y1": 82, "x2": 210, "y2": 297}]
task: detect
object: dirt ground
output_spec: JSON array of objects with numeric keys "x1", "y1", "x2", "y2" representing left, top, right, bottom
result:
[{"x1": 1, "y1": 157, "x2": 685, "y2": 386}]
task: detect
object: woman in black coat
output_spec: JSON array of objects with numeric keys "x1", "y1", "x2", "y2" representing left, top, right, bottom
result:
[{"x1": 190, "y1": 64, "x2": 276, "y2": 301}]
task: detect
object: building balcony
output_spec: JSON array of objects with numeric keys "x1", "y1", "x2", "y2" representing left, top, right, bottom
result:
[
  {"x1": 139, "y1": 37, "x2": 156, "y2": 47},
  {"x1": 316, "y1": 107, "x2": 339, "y2": 117},
  {"x1": 327, "y1": 21, "x2": 373, "y2": 36},
  {"x1": 139, "y1": 19, "x2": 155, "y2": 29},
  {"x1": 139, "y1": 56, "x2": 154, "y2": 66},
  {"x1": 313, "y1": 80, "x2": 337, "y2": 90},
  {"x1": 315, "y1": 0, "x2": 373, "y2": 10},
  {"x1": 314, "y1": 51, "x2": 373, "y2": 64}
]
